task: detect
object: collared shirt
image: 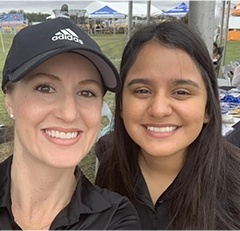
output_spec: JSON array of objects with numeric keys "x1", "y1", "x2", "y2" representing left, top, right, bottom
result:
[
  {"x1": 133, "y1": 167, "x2": 172, "y2": 230},
  {"x1": 0, "y1": 156, "x2": 141, "y2": 230}
]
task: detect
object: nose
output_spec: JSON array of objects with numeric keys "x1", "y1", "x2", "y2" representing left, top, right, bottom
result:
[
  {"x1": 54, "y1": 93, "x2": 79, "y2": 122},
  {"x1": 147, "y1": 93, "x2": 173, "y2": 118}
]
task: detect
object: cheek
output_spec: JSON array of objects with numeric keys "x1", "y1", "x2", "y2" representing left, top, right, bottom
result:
[
  {"x1": 122, "y1": 105, "x2": 139, "y2": 129},
  {"x1": 121, "y1": 92, "x2": 135, "y2": 115},
  {"x1": 197, "y1": 101, "x2": 209, "y2": 121},
  {"x1": 82, "y1": 104, "x2": 103, "y2": 127},
  {"x1": 121, "y1": 99, "x2": 132, "y2": 121},
  {"x1": 183, "y1": 104, "x2": 208, "y2": 125},
  {"x1": 14, "y1": 95, "x2": 43, "y2": 119}
]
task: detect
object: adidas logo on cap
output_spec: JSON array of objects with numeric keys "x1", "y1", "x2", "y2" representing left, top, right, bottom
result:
[{"x1": 52, "y1": 28, "x2": 83, "y2": 44}]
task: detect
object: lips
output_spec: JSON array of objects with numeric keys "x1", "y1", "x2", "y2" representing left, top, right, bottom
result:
[
  {"x1": 146, "y1": 126, "x2": 177, "y2": 133},
  {"x1": 44, "y1": 129, "x2": 79, "y2": 139}
]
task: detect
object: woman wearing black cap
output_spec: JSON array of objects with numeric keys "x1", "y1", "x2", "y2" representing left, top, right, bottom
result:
[{"x1": 0, "y1": 17, "x2": 140, "y2": 230}]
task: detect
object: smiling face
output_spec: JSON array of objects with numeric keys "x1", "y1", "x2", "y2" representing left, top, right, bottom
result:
[
  {"x1": 5, "y1": 52, "x2": 103, "y2": 168},
  {"x1": 121, "y1": 42, "x2": 209, "y2": 161}
]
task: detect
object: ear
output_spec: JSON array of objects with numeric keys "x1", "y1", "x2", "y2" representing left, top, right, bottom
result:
[
  {"x1": 203, "y1": 111, "x2": 211, "y2": 124},
  {"x1": 5, "y1": 94, "x2": 14, "y2": 117}
]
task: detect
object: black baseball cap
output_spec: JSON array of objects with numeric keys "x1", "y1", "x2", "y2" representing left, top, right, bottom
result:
[{"x1": 2, "y1": 17, "x2": 121, "y2": 93}]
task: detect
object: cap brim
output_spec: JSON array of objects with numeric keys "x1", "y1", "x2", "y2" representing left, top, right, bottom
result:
[{"x1": 8, "y1": 46, "x2": 121, "y2": 93}]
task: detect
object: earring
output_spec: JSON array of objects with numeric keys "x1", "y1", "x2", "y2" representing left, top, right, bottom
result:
[{"x1": 10, "y1": 113, "x2": 14, "y2": 119}]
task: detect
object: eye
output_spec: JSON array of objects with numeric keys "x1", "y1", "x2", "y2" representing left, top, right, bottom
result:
[
  {"x1": 173, "y1": 89, "x2": 191, "y2": 99},
  {"x1": 132, "y1": 87, "x2": 152, "y2": 99},
  {"x1": 77, "y1": 90, "x2": 96, "y2": 98},
  {"x1": 134, "y1": 88, "x2": 151, "y2": 94},
  {"x1": 34, "y1": 83, "x2": 56, "y2": 94},
  {"x1": 175, "y1": 90, "x2": 190, "y2": 95}
]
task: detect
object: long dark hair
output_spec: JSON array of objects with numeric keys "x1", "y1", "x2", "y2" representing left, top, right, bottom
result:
[{"x1": 96, "y1": 20, "x2": 240, "y2": 229}]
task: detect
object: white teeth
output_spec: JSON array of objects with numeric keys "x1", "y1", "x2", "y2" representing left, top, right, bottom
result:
[
  {"x1": 147, "y1": 126, "x2": 177, "y2": 133},
  {"x1": 45, "y1": 130, "x2": 78, "y2": 139}
]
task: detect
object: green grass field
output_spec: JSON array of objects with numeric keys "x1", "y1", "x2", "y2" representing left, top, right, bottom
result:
[{"x1": 0, "y1": 31, "x2": 239, "y2": 182}]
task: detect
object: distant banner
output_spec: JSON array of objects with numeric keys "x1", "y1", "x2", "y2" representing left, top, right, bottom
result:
[{"x1": 0, "y1": 13, "x2": 25, "y2": 26}]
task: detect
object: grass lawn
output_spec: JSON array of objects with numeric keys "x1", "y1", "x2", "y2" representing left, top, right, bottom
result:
[
  {"x1": 224, "y1": 41, "x2": 240, "y2": 64},
  {"x1": 0, "y1": 31, "x2": 239, "y2": 182}
]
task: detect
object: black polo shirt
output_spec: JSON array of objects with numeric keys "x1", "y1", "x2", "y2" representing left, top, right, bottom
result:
[
  {"x1": 133, "y1": 168, "x2": 172, "y2": 230},
  {"x1": 0, "y1": 156, "x2": 141, "y2": 230}
]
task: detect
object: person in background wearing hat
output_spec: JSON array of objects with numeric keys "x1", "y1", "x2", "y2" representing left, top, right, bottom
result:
[{"x1": 0, "y1": 17, "x2": 140, "y2": 230}]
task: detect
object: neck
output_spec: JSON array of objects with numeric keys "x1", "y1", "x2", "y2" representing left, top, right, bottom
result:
[
  {"x1": 138, "y1": 150, "x2": 184, "y2": 176},
  {"x1": 138, "y1": 150, "x2": 184, "y2": 205},
  {"x1": 10, "y1": 155, "x2": 78, "y2": 230}
]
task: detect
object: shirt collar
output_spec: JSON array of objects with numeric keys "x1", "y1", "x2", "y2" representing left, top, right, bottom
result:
[
  {"x1": 0, "y1": 155, "x2": 12, "y2": 209},
  {"x1": 134, "y1": 166, "x2": 173, "y2": 207},
  {"x1": 0, "y1": 155, "x2": 112, "y2": 228}
]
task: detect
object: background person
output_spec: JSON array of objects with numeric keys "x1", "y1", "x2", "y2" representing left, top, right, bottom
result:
[
  {"x1": 213, "y1": 41, "x2": 220, "y2": 62},
  {"x1": 95, "y1": 20, "x2": 240, "y2": 229},
  {"x1": 231, "y1": 63, "x2": 240, "y2": 87},
  {"x1": 0, "y1": 17, "x2": 140, "y2": 230}
]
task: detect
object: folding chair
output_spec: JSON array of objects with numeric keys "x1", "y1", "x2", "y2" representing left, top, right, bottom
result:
[
  {"x1": 95, "y1": 101, "x2": 114, "y2": 175},
  {"x1": 97, "y1": 101, "x2": 113, "y2": 141}
]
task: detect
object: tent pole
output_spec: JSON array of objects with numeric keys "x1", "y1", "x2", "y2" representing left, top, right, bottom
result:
[
  {"x1": 88, "y1": 17, "x2": 90, "y2": 35},
  {"x1": 0, "y1": 32, "x2": 5, "y2": 53},
  {"x1": 147, "y1": 0, "x2": 151, "y2": 26},
  {"x1": 113, "y1": 17, "x2": 115, "y2": 36},
  {"x1": 222, "y1": 0, "x2": 231, "y2": 68},
  {"x1": 128, "y1": 1, "x2": 133, "y2": 41},
  {"x1": 219, "y1": 0, "x2": 226, "y2": 46}
]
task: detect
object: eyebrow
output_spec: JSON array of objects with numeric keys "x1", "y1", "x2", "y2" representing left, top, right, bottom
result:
[
  {"x1": 23, "y1": 72, "x2": 61, "y2": 83},
  {"x1": 126, "y1": 78, "x2": 200, "y2": 88},
  {"x1": 80, "y1": 79, "x2": 103, "y2": 88},
  {"x1": 126, "y1": 78, "x2": 151, "y2": 87},
  {"x1": 25, "y1": 72, "x2": 103, "y2": 87},
  {"x1": 173, "y1": 79, "x2": 200, "y2": 88}
]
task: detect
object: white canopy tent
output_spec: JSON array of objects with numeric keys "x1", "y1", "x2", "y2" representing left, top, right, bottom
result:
[{"x1": 85, "y1": 1, "x2": 162, "y2": 18}]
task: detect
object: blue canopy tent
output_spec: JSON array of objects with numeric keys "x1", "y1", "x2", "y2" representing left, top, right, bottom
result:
[
  {"x1": 88, "y1": 5, "x2": 125, "y2": 35},
  {"x1": 162, "y1": 2, "x2": 189, "y2": 18},
  {"x1": 89, "y1": 5, "x2": 125, "y2": 19}
]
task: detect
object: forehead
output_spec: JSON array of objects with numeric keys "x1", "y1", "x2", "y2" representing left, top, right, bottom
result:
[
  {"x1": 23, "y1": 52, "x2": 102, "y2": 81},
  {"x1": 132, "y1": 42, "x2": 200, "y2": 73},
  {"x1": 125, "y1": 42, "x2": 206, "y2": 87},
  {"x1": 138, "y1": 42, "x2": 194, "y2": 65}
]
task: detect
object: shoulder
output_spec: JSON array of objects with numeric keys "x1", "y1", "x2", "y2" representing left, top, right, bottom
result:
[
  {"x1": 224, "y1": 140, "x2": 240, "y2": 156},
  {"x1": 94, "y1": 183, "x2": 131, "y2": 205},
  {"x1": 222, "y1": 141, "x2": 240, "y2": 175},
  {"x1": 77, "y1": 174, "x2": 141, "y2": 229},
  {"x1": 0, "y1": 155, "x2": 12, "y2": 176},
  {"x1": 96, "y1": 185, "x2": 141, "y2": 229}
]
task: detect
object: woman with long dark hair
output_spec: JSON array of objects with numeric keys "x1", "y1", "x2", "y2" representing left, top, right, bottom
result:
[{"x1": 96, "y1": 20, "x2": 240, "y2": 229}]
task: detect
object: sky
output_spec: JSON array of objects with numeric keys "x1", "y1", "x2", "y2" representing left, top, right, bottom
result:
[
  {"x1": 0, "y1": 0, "x2": 239, "y2": 15},
  {"x1": 0, "y1": 1, "x2": 189, "y2": 14}
]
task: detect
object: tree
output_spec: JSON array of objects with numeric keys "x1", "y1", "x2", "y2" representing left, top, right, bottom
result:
[
  {"x1": 5, "y1": 10, "x2": 50, "y2": 23},
  {"x1": 25, "y1": 12, "x2": 50, "y2": 23}
]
